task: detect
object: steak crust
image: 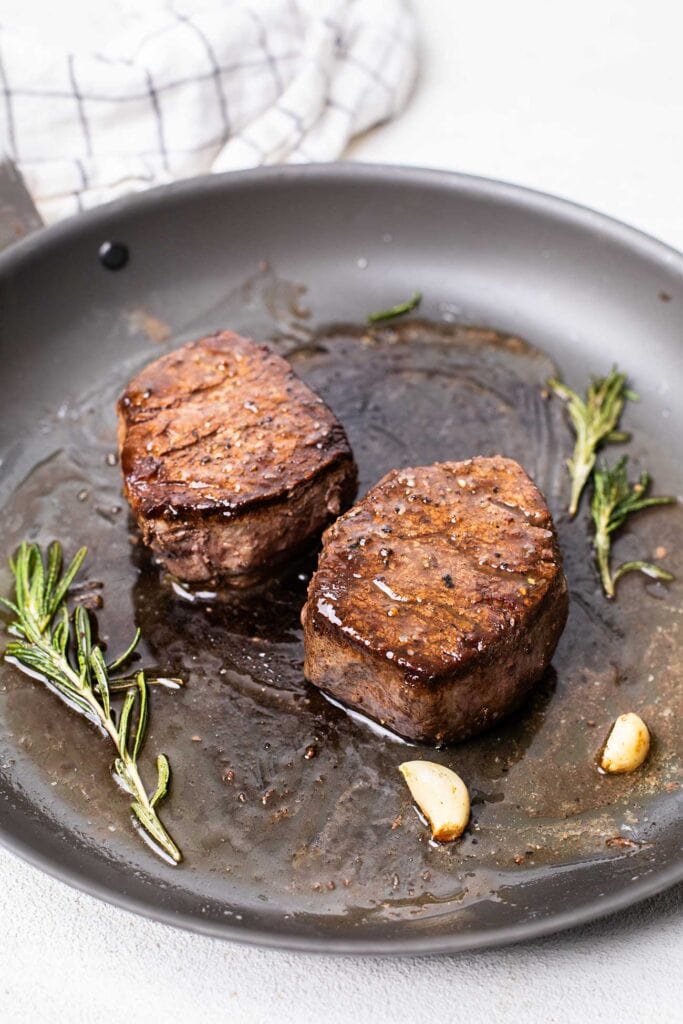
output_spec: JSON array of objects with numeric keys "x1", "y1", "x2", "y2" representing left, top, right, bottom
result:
[
  {"x1": 302, "y1": 457, "x2": 568, "y2": 744},
  {"x1": 118, "y1": 331, "x2": 357, "y2": 582}
]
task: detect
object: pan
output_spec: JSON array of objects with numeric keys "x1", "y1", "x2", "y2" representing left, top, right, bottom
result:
[{"x1": 0, "y1": 163, "x2": 681, "y2": 954}]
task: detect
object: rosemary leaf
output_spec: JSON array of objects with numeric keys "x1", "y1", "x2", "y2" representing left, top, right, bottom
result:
[
  {"x1": 49, "y1": 546, "x2": 87, "y2": 619},
  {"x1": 0, "y1": 596, "x2": 20, "y2": 616},
  {"x1": 548, "y1": 367, "x2": 631, "y2": 516},
  {"x1": 151, "y1": 754, "x2": 171, "y2": 808},
  {"x1": 367, "y1": 291, "x2": 422, "y2": 324},
  {"x1": 89, "y1": 646, "x2": 111, "y2": 720},
  {"x1": 591, "y1": 457, "x2": 676, "y2": 597},
  {"x1": 44, "y1": 542, "x2": 62, "y2": 609},
  {"x1": 131, "y1": 798, "x2": 181, "y2": 863},
  {"x1": 612, "y1": 561, "x2": 674, "y2": 585},
  {"x1": 118, "y1": 686, "x2": 137, "y2": 756},
  {"x1": 132, "y1": 671, "x2": 149, "y2": 762},
  {"x1": 106, "y1": 627, "x2": 141, "y2": 673},
  {"x1": 107, "y1": 676, "x2": 184, "y2": 692},
  {"x1": 1, "y1": 541, "x2": 182, "y2": 863}
]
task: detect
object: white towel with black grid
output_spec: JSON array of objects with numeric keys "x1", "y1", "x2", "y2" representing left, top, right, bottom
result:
[{"x1": 0, "y1": 0, "x2": 417, "y2": 223}]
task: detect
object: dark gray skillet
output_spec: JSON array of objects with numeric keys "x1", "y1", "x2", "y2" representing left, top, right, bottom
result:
[{"x1": 0, "y1": 164, "x2": 681, "y2": 954}]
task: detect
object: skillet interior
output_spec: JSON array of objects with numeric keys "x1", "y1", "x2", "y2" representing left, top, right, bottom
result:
[{"x1": 0, "y1": 164, "x2": 681, "y2": 953}]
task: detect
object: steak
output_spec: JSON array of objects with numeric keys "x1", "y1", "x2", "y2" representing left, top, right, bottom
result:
[
  {"x1": 302, "y1": 457, "x2": 568, "y2": 744},
  {"x1": 117, "y1": 331, "x2": 357, "y2": 583}
]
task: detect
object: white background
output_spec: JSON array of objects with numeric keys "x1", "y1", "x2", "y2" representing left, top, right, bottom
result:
[{"x1": 1, "y1": 1, "x2": 682, "y2": 1021}]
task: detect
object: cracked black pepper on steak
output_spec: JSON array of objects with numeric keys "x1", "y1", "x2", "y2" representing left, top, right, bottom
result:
[{"x1": 302, "y1": 457, "x2": 568, "y2": 744}]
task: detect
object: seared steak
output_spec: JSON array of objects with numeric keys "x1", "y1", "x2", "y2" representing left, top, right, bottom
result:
[
  {"x1": 302, "y1": 457, "x2": 568, "y2": 744},
  {"x1": 118, "y1": 331, "x2": 357, "y2": 583}
]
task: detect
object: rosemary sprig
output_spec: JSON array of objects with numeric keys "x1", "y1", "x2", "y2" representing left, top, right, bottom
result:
[
  {"x1": 548, "y1": 367, "x2": 633, "y2": 516},
  {"x1": 591, "y1": 457, "x2": 675, "y2": 598},
  {"x1": 367, "y1": 291, "x2": 422, "y2": 324},
  {"x1": 0, "y1": 541, "x2": 182, "y2": 863}
]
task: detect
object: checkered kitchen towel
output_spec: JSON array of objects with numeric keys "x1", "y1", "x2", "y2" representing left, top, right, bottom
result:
[{"x1": 0, "y1": 0, "x2": 416, "y2": 223}]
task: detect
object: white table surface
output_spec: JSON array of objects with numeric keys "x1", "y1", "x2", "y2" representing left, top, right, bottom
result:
[{"x1": 2, "y1": 1, "x2": 681, "y2": 1020}]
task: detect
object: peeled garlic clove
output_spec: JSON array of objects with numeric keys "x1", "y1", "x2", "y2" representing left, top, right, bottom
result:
[
  {"x1": 600, "y1": 713, "x2": 651, "y2": 773},
  {"x1": 399, "y1": 760, "x2": 470, "y2": 841}
]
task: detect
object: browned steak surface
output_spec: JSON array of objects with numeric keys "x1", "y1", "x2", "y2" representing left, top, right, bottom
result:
[
  {"x1": 118, "y1": 331, "x2": 357, "y2": 582},
  {"x1": 302, "y1": 457, "x2": 568, "y2": 744}
]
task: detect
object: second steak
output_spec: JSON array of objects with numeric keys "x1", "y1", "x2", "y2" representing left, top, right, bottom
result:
[{"x1": 302, "y1": 457, "x2": 568, "y2": 744}]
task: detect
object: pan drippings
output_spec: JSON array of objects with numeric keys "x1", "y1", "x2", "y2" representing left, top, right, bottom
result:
[{"x1": 0, "y1": 319, "x2": 681, "y2": 931}]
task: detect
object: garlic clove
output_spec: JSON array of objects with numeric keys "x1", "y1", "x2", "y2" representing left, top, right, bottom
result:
[
  {"x1": 399, "y1": 760, "x2": 470, "y2": 841},
  {"x1": 600, "y1": 712, "x2": 651, "y2": 774}
]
